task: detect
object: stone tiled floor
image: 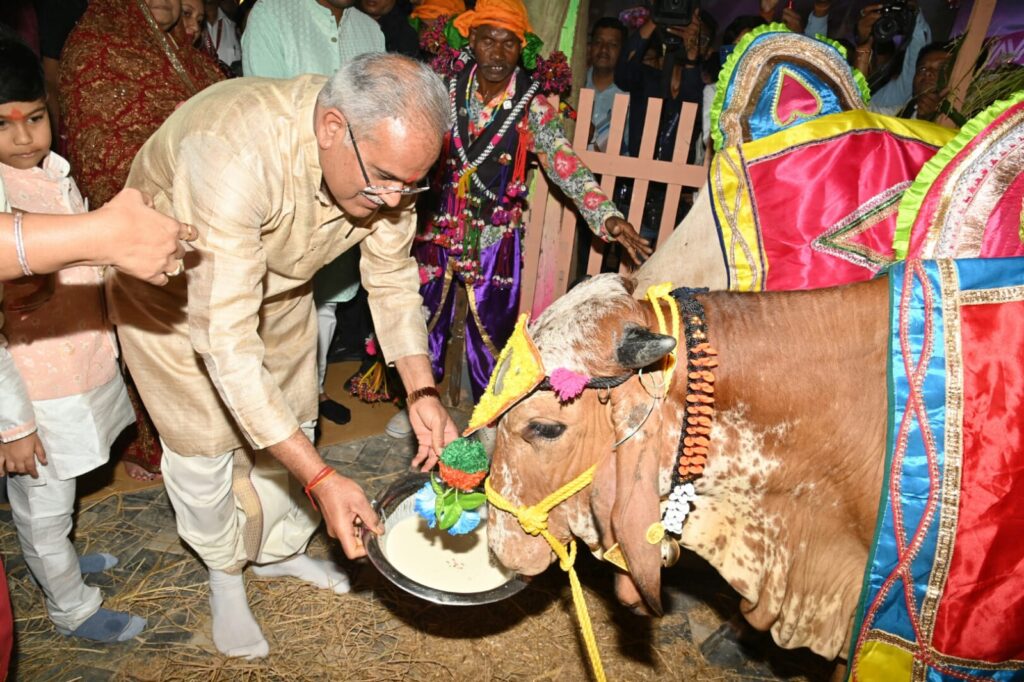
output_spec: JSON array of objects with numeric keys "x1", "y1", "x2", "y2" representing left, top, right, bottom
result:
[{"x1": 0, "y1": 429, "x2": 833, "y2": 681}]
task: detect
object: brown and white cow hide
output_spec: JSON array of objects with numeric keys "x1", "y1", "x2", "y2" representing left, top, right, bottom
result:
[{"x1": 487, "y1": 273, "x2": 889, "y2": 660}]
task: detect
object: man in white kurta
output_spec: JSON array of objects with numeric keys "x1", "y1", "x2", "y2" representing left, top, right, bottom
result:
[{"x1": 108, "y1": 54, "x2": 457, "y2": 659}]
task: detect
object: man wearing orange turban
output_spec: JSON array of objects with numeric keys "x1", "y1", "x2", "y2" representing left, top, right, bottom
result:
[
  {"x1": 410, "y1": 0, "x2": 465, "y2": 22},
  {"x1": 452, "y1": 0, "x2": 531, "y2": 45},
  {"x1": 386, "y1": 0, "x2": 651, "y2": 439}
]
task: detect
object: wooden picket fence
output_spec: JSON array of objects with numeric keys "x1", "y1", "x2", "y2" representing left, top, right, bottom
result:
[{"x1": 519, "y1": 88, "x2": 707, "y2": 317}]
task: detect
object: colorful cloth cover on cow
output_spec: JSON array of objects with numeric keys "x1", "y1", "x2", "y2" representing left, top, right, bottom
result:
[
  {"x1": 848, "y1": 258, "x2": 1024, "y2": 681},
  {"x1": 710, "y1": 24, "x2": 870, "y2": 152},
  {"x1": 707, "y1": 24, "x2": 954, "y2": 291},
  {"x1": 894, "y1": 91, "x2": 1024, "y2": 261}
]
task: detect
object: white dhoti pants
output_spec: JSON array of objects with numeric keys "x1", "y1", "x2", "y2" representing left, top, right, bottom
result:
[
  {"x1": 7, "y1": 468, "x2": 101, "y2": 631},
  {"x1": 316, "y1": 300, "x2": 338, "y2": 394},
  {"x1": 159, "y1": 422, "x2": 320, "y2": 573}
]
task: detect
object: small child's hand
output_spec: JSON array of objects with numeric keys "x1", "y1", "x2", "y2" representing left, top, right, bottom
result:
[{"x1": 0, "y1": 432, "x2": 48, "y2": 478}]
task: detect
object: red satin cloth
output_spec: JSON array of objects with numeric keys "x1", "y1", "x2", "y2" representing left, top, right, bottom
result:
[
  {"x1": 904, "y1": 100, "x2": 1024, "y2": 261},
  {"x1": 745, "y1": 129, "x2": 939, "y2": 290},
  {"x1": 933, "y1": 299, "x2": 1024, "y2": 661}
]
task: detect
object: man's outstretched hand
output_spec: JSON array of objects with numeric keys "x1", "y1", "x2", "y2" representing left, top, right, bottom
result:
[
  {"x1": 409, "y1": 395, "x2": 459, "y2": 471},
  {"x1": 605, "y1": 216, "x2": 653, "y2": 265}
]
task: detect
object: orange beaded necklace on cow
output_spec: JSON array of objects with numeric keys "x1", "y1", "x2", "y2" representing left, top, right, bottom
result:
[
  {"x1": 675, "y1": 293, "x2": 719, "y2": 482},
  {"x1": 643, "y1": 284, "x2": 718, "y2": 482},
  {"x1": 644, "y1": 284, "x2": 718, "y2": 537}
]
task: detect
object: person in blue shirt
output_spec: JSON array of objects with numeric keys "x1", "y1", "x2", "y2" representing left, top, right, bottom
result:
[{"x1": 585, "y1": 17, "x2": 628, "y2": 153}]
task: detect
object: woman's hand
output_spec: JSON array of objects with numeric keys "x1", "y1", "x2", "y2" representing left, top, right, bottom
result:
[{"x1": 98, "y1": 188, "x2": 197, "y2": 285}]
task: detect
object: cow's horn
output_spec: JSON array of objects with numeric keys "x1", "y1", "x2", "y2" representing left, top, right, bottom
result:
[{"x1": 616, "y1": 326, "x2": 677, "y2": 369}]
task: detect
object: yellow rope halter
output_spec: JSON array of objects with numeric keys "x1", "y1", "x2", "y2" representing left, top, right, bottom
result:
[
  {"x1": 482, "y1": 283, "x2": 681, "y2": 681},
  {"x1": 485, "y1": 466, "x2": 606, "y2": 682}
]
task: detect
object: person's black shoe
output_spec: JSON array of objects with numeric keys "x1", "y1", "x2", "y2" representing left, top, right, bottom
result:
[{"x1": 319, "y1": 398, "x2": 351, "y2": 425}]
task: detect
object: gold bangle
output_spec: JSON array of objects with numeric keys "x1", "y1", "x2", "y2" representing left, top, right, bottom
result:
[{"x1": 406, "y1": 386, "x2": 440, "y2": 406}]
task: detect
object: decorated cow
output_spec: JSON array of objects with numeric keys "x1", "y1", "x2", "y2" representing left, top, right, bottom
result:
[
  {"x1": 476, "y1": 272, "x2": 889, "y2": 663},
  {"x1": 472, "y1": 92, "x2": 1024, "y2": 681},
  {"x1": 477, "y1": 260, "x2": 1024, "y2": 680}
]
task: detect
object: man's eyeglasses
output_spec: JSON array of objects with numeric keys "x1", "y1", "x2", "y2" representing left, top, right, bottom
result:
[{"x1": 347, "y1": 124, "x2": 429, "y2": 197}]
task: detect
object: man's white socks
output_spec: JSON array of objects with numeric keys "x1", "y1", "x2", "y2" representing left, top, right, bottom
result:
[
  {"x1": 208, "y1": 569, "x2": 269, "y2": 659},
  {"x1": 206, "y1": 556, "x2": 348, "y2": 658},
  {"x1": 250, "y1": 554, "x2": 351, "y2": 594}
]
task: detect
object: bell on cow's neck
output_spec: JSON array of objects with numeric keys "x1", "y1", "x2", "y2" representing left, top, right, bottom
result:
[
  {"x1": 660, "y1": 537, "x2": 681, "y2": 568},
  {"x1": 595, "y1": 537, "x2": 681, "y2": 572}
]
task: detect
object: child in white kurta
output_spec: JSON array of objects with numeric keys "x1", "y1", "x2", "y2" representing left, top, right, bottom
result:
[{"x1": 0, "y1": 42, "x2": 146, "y2": 640}]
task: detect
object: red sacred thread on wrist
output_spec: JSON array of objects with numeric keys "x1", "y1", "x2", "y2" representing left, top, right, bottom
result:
[{"x1": 304, "y1": 465, "x2": 336, "y2": 512}]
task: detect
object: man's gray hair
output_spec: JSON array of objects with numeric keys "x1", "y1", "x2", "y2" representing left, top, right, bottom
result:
[{"x1": 318, "y1": 53, "x2": 451, "y2": 141}]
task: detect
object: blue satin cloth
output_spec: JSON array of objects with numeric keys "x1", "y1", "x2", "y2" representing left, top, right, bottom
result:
[{"x1": 849, "y1": 258, "x2": 1024, "y2": 681}]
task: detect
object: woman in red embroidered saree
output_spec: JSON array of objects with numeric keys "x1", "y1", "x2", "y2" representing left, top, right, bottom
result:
[
  {"x1": 60, "y1": 0, "x2": 224, "y2": 206},
  {"x1": 59, "y1": 0, "x2": 224, "y2": 479}
]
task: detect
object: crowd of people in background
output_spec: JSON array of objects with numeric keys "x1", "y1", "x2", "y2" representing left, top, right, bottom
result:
[
  {"x1": 0, "y1": 0, "x2": 978, "y2": 670},
  {"x1": 4, "y1": 0, "x2": 961, "y2": 265},
  {"x1": 576, "y1": 0, "x2": 954, "y2": 242}
]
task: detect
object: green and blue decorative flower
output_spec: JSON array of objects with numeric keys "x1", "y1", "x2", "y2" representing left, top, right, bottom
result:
[{"x1": 414, "y1": 438, "x2": 489, "y2": 535}]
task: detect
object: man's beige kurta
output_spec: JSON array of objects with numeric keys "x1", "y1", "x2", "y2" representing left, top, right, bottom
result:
[{"x1": 108, "y1": 75, "x2": 427, "y2": 456}]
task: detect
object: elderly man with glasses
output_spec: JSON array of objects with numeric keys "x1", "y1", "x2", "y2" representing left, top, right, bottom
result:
[{"x1": 107, "y1": 53, "x2": 457, "y2": 660}]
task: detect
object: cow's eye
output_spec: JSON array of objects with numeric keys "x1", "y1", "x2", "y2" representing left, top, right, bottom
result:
[{"x1": 525, "y1": 420, "x2": 567, "y2": 440}]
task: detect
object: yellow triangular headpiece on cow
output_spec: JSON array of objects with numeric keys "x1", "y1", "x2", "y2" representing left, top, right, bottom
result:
[{"x1": 465, "y1": 314, "x2": 546, "y2": 435}]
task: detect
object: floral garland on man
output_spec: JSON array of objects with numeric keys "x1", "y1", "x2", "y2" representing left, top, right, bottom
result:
[{"x1": 407, "y1": 0, "x2": 651, "y2": 411}]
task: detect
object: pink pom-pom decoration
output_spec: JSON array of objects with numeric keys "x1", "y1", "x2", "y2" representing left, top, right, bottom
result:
[{"x1": 550, "y1": 368, "x2": 590, "y2": 402}]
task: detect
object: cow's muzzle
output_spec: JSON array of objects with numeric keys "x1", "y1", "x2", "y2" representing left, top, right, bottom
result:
[{"x1": 485, "y1": 468, "x2": 609, "y2": 680}]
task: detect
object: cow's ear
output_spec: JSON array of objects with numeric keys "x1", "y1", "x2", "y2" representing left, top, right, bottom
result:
[
  {"x1": 608, "y1": 388, "x2": 665, "y2": 615},
  {"x1": 616, "y1": 326, "x2": 676, "y2": 370}
]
